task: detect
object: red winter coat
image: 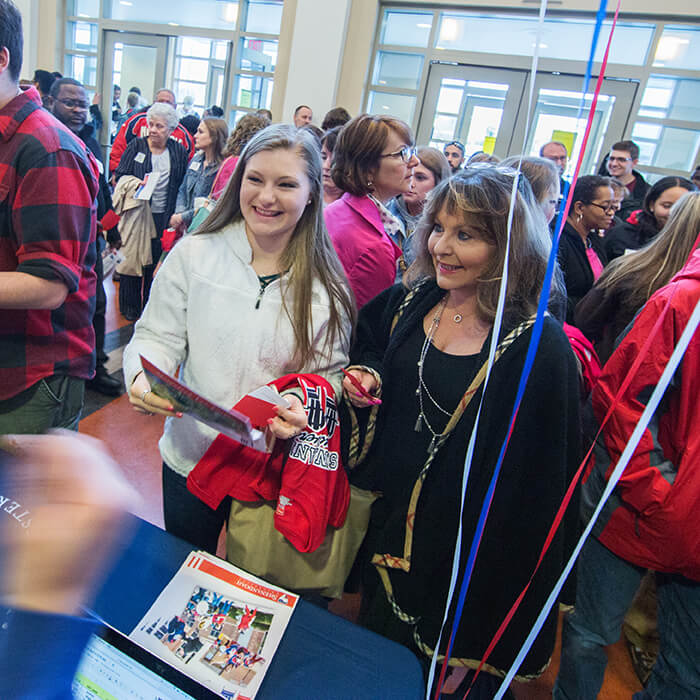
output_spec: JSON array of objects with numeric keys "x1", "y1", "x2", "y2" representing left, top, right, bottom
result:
[
  {"x1": 583, "y1": 248, "x2": 700, "y2": 581},
  {"x1": 187, "y1": 373, "x2": 350, "y2": 553}
]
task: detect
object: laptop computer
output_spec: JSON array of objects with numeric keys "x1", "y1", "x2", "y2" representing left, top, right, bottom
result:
[{"x1": 72, "y1": 625, "x2": 223, "y2": 699}]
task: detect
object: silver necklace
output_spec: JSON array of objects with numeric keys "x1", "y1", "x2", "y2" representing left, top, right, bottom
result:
[{"x1": 415, "y1": 298, "x2": 453, "y2": 453}]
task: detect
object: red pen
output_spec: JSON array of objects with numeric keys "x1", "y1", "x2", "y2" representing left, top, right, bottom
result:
[{"x1": 342, "y1": 368, "x2": 381, "y2": 405}]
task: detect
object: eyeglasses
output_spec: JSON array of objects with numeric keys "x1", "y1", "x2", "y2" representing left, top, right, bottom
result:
[
  {"x1": 380, "y1": 145, "x2": 417, "y2": 163},
  {"x1": 607, "y1": 155, "x2": 632, "y2": 163},
  {"x1": 588, "y1": 201, "x2": 616, "y2": 214},
  {"x1": 56, "y1": 98, "x2": 89, "y2": 110}
]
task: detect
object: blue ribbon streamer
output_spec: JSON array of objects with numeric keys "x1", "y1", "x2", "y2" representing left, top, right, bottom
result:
[{"x1": 436, "y1": 0, "x2": 609, "y2": 690}]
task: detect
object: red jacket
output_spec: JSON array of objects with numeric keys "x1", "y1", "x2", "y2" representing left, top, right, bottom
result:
[
  {"x1": 324, "y1": 192, "x2": 401, "y2": 309},
  {"x1": 583, "y1": 249, "x2": 700, "y2": 580},
  {"x1": 187, "y1": 374, "x2": 350, "y2": 553},
  {"x1": 109, "y1": 111, "x2": 194, "y2": 172}
]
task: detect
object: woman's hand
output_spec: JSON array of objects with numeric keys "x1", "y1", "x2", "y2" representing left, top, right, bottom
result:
[
  {"x1": 169, "y1": 213, "x2": 184, "y2": 230},
  {"x1": 128, "y1": 371, "x2": 182, "y2": 418},
  {"x1": 342, "y1": 369, "x2": 380, "y2": 408},
  {"x1": 267, "y1": 394, "x2": 308, "y2": 440}
]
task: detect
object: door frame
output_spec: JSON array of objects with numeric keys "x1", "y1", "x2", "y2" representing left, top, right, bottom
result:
[{"x1": 99, "y1": 30, "x2": 169, "y2": 151}]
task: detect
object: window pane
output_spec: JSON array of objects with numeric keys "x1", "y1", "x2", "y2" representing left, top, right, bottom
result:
[
  {"x1": 372, "y1": 52, "x2": 423, "y2": 91},
  {"x1": 232, "y1": 73, "x2": 273, "y2": 110},
  {"x1": 178, "y1": 37, "x2": 212, "y2": 59},
  {"x1": 173, "y1": 81, "x2": 207, "y2": 108},
  {"x1": 380, "y1": 10, "x2": 433, "y2": 47},
  {"x1": 239, "y1": 37, "x2": 278, "y2": 72},
  {"x1": 632, "y1": 122, "x2": 700, "y2": 171},
  {"x1": 245, "y1": 0, "x2": 283, "y2": 34},
  {"x1": 641, "y1": 76, "x2": 700, "y2": 122},
  {"x1": 105, "y1": 0, "x2": 239, "y2": 31},
  {"x1": 367, "y1": 92, "x2": 416, "y2": 125},
  {"x1": 436, "y1": 14, "x2": 653, "y2": 65},
  {"x1": 653, "y1": 26, "x2": 700, "y2": 70},
  {"x1": 66, "y1": 0, "x2": 99, "y2": 17},
  {"x1": 175, "y1": 57, "x2": 210, "y2": 83},
  {"x1": 65, "y1": 21, "x2": 98, "y2": 52},
  {"x1": 64, "y1": 53, "x2": 97, "y2": 87}
]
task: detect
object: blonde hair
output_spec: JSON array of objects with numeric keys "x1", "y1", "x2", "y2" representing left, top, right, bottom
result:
[
  {"x1": 196, "y1": 124, "x2": 356, "y2": 369},
  {"x1": 405, "y1": 165, "x2": 563, "y2": 325},
  {"x1": 594, "y1": 191, "x2": 700, "y2": 313}
]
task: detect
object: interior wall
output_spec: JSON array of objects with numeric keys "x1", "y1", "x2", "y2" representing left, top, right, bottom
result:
[{"x1": 280, "y1": 0, "x2": 351, "y2": 124}]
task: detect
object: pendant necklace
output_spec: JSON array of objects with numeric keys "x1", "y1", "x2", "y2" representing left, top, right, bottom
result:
[{"x1": 415, "y1": 298, "x2": 453, "y2": 454}]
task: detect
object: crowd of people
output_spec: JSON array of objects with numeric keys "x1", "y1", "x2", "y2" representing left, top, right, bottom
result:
[{"x1": 2, "y1": 0, "x2": 699, "y2": 696}]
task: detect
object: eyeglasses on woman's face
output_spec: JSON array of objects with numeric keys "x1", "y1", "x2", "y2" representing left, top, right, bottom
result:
[
  {"x1": 588, "y1": 201, "x2": 616, "y2": 214},
  {"x1": 380, "y1": 145, "x2": 418, "y2": 163}
]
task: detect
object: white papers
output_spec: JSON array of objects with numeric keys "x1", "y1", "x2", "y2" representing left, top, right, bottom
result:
[
  {"x1": 134, "y1": 171, "x2": 161, "y2": 200},
  {"x1": 131, "y1": 551, "x2": 298, "y2": 700}
]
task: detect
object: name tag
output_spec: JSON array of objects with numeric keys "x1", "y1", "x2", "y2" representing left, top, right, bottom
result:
[
  {"x1": 135, "y1": 152, "x2": 146, "y2": 164},
  {"x1": 188, "y1": 160, "x2": 201, "y2": 171},
  {"x1": 96, "y1": 159, "x2": 104, "y2": 175}
]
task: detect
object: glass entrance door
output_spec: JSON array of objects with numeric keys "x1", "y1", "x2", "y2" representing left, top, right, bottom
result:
[
  {"x1": 417, "y1": 63, "x2": 527, "y2": 157},
  {"x1": 100, "y1": 31, "x2": 168, "y2": 148},
  {"x1": 514, "y1": 73, "x2": 638, "y2": 177},
  {"x1": 417, "y1": 63, "x2": 639, "y2": 174}
]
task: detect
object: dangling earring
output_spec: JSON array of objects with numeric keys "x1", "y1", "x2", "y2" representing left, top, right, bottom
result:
[
  {"x1": 367, "y1": 180, "x2": 373, "y2": 188},
  {"x1": 576, "y1": 213, "x2": 583, "y2": 223}
]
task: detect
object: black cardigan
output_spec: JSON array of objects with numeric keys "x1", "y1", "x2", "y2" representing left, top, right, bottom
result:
[
  {"x1": 114, "y1": 136, "x2": 188, "y2": 224},
  {"x1": 348, "y1": 282, "x2": 581, "y2": 677},
  {"x1": 558, "y1": 221, "x2": 608, "y2": 323}
]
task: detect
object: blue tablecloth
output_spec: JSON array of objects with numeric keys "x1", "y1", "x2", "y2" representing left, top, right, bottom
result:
[{"x1": 92, "y1": 517, "x2": 425, "y2": 700}]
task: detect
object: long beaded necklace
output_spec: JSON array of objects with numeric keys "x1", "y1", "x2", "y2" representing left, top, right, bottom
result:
[{"x1": 415, "y1": 298, "x2": 452, "y2": 453}]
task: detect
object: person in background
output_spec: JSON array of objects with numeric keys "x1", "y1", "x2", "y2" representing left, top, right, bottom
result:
[
  {"x1": 211, "y1": 112, "x2": 271, "y2": 200},
  {"x1": 468, "y1": 151, "x2": 500, "y2": 165},
  {"x1": 691, "y1": 164, "x2": 700, "y2": 189},
  {"x1": 325, "y1": 114, "x2": 420, "y2": 308},
  {"x1": 48, "y1": 77, "x2": 122, "y2": 397},
  {"x1": 605, "y1": 140, "x2": 649, "y2": 221},
  {"x1": 112, "y1": 84, "x2": 121, "y2": 118},
  {"x1": 178, "y1": 95, "x2": 199, "y2": 120},
  {"x1": 321, "y1": 126, "x2": 344, "y2": 206},
  {"x1": 606, "y1": 177, "x2": 628, "y2": 226},
  {"x1": 0, "y1": 0, "x2": 99, "y2": 434},
  {"x1": 554, "y1": 227, "x2": 700, "y2": 700},
  {"x1": 31, "y1": 68, "x2": 54, "y2": 107},
  {"x1": 301, "y1": 123, "x2": 324, "y2": 146},
  {"x1": 388, "y1": 146, "x2": 450, "y2": 272},
  {"x1": 203, "y1": 105, "x2": 224, "y2": 119},
  {"x1": 113, "y1": 103, "x2": 188, "y2": 320},
  {"x1": 255, "y1": 108, "x2": 273, "y2": 121},
  {"x1": 540, "y1": 140, "x2": 569, "y2": 205},
  {"x1": 109, "y1": 88, "x2": 194, "y2": 173},
  {"x1": 558, "y1": 175, "x2": 611, "y2": 322},
  {"x1": 576, "y1": 191, "x2": 700, "y2": 364},
  {"x1": 604, "y1": 176, "x2": 696, "y2": 260},
  {"x1": 293, "y1": 104, "x2": 313, "y2": 128},
  {"x1": 501, "y1": 156, "x2": 561, "y2": 225},
  {"x1": 170, "y1": 117, "x2": 228, "y2": 233},
  {"x1": 443, "y1": 140, "x2": 465, "y2": 173},
  {"x1": 179, "y1": 113, "x2": 200, "y2": 138},
  {"x1": 321, "y1": 106, "x2": 351, "y2": 131},
  {"x1": 346, "y1": 167, "x2": 579, "y2": 697},
  {"x1": 0, "y1": 431, "x2": 137, "y2": 698},
  {"x1": 122, "y1": 124, "x2": 354, "y2": 553}
]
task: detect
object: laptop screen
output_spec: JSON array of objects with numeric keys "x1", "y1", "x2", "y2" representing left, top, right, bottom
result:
[{"x1": 72, "y1": 627, "x2": 220, "y2": 699}]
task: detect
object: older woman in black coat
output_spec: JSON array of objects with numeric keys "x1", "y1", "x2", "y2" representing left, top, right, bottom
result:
[{"x1": 114, "y1": 102, "x2": 188, "y2": 320}]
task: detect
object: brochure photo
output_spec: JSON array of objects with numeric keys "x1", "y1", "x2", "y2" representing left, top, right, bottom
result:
[{"x1": 131, "y1": 552, "x2": 298, "y2": 700}]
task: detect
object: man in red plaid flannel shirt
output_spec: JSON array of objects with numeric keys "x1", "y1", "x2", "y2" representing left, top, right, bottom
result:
[{"x1": 0, "y1": 0, "x2": 99, "y2": 434}]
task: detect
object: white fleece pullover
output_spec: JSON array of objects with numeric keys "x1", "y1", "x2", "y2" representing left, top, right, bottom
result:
[{"x1": 123, "y1": 219, "x2": 350, "y2": 477}]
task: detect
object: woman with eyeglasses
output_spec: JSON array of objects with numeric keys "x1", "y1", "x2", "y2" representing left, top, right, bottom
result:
[
  {"x1": 604, "y1": 176, "x2": 696, "y2": 261},
  {"x1": 558, "y1": 175, "x2": 612, "y2": 323},
  {"x1": 324, "y1": 114, "x2": 420, "y2": 308}
]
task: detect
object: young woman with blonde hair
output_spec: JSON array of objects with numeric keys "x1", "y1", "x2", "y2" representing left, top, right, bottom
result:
[{"x1": 123, "y1": 124, "x2": 355, "y2": 552}]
